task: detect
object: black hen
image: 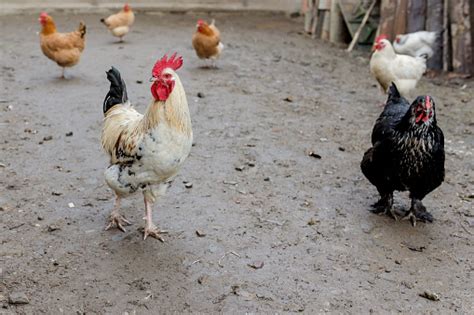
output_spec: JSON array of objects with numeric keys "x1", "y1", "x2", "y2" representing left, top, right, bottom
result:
[{"x1": 361, "y1": 83, "x2": 445, "y2": 226}]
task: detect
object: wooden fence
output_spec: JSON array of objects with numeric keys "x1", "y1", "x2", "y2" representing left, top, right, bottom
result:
[{"x1": 303, "y1": 0, "x2": 474, "y2": 74}]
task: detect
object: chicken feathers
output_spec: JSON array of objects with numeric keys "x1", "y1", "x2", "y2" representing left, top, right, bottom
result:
[
  {"x1": 370, "y1": 37, "x2": 426, "y2": 97},
  {"x1": 39, "y1": 12, "x2": 86, "y2": 77},
  {"x1": 361, "y1": 83, "x2": 445, "y2": 226}
]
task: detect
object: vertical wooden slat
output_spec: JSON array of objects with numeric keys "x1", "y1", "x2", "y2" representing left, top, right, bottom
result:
[
  {"x1": 406, "y1": 0, "x2": 426, "y2": 32},
  {"x1": 469, "y1": 0, "x2": 474, "y2": 74},
  {"x1": 450, "y1": 0, "x2": 472, "y2": 73},
  {"x1": 329, "y1": 0, "x2": 344, "y2": 43},
  {"x1": 393, "y1": 0, "x2": 408, "y2": 36},
  {"x1": 426, "y1": 0, "x2": 444, "y2": 70},
  {"x1": 379, "y1": 0, "x2": 398, "y2": 40},
  {"x1": 443, "y1": 0, "x2": 451, "y2": 71}
]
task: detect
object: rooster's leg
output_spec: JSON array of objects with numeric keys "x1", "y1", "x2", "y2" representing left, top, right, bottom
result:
[
  {"x1": 143, "y1": 196, "x2": 168, "y2": 242},
  {"x1": 61, "y1": 67, "x2": 65, "y2": 79},
  {"x1": 105, "y1": 195, "x2": 131, "y2": 232},
  {"x1": 403, "y1": 198, "x2": 433, "y2": 227},
  {"x1": 370, "y1": 192, "x2": 397, "y2": 220}
]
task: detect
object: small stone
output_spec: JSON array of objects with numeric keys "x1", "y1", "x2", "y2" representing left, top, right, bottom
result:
[
  {"x1": 37, "y1": 216, "x2": 44, "y2": 221},
  {"x1": 248, "y1": 261, "x2": 264, "y2": 269},
  {"x1": 395, "y1": 259, "x2": 402, "y2": 265},
  {"x1": 307, "y1": 218, "x2": 319, "y2": 226},
  {"x1": 195, "y1": 230, "x2": 206, "y2": 237},
  {"x1": 52, "y1": 191, "x2": 62, "y2": 196},
  {"x1": 43, "y1": 135, "x2": 53, "y2": 141},
  {"x1": 247, "y1": 161, "x2": 256, "y2": 167},
  {"x1": 8, "y1": 292, "x2": 29, "y2": 305},
  {"x1": 184, "y1": 182, "x2": 193, "y2": 189},
  {"x1": 284, "y1": 96, "x2": 293, "y2": 102},
  {"x1": 338, "y1": 147, "x2": 346, "y2": 152},
  {"x1": 307, "y1": 151, "x2": 322, "y2": 159},
  {"x1": 136, "y1": 80, "x2": 143, "y2": 84},
  {"x1": 263, "y1": 177, "x2": 270, "y2": 182},
  {"x1": 197, "y1": 92, "x2": 205, "y2": 98},
  {"x1": 197, "y1": 275, "x2": 208, "y2": 284},
  {"x1": 65, "y1": 131, "x2": 73, "y2": 137},
  {"x1": 235, "y1": 165, "x2": 245, "y2": 172},
  {"x1": 47, "y1": 225, "x2": 60, "y2": 232},
  {"x1": 68, "y1": 202, "x2": 75, "y2": 208},
  {"x1": 419, "y1": 290, "x2": 440, "y2": 301}
]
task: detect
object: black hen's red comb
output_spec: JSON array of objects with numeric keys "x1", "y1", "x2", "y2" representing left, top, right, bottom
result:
[{"x1": 152, "y1": 53, "x2": 183, "y2": 76}]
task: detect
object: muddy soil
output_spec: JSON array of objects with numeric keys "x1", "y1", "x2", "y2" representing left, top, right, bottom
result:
[{"x1": 0, "y1": 11, "x2": 473, "y2": 314}]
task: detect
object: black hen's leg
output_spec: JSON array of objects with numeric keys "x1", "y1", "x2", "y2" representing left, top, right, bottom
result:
[
  {"x1": 370, "y1": 192, "x2": 397, "y2": 220},
  {"x1": 404, "y1": 198, "x2": 433, "y2": 227}
]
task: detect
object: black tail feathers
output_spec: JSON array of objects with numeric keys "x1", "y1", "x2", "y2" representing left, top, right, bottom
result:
[
  {"x1": 103, "y1": 67, "x2": 128, "y2": 115},
  {"x1": 387, "y1": 82, "x2": 401, "y2": 101},
  {"x1": 78, "y1": 21, "x2": 86, "y2": 38}
]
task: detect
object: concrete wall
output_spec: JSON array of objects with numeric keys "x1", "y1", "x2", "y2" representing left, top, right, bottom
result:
[{"x1": 0, "y1": 0, "x2": 302, "y2": 14}]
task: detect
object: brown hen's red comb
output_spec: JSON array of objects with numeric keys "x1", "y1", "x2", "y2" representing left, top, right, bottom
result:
[{"x1": 152, "y1": 53, "x2": 183, "y2": 76}]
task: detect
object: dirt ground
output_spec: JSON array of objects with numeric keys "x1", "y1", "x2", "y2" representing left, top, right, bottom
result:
[{"x1": 0, "y1": 11, "x2": 473, "y2": 314}]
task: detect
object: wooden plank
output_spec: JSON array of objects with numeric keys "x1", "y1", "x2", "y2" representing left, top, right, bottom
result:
[
  {"x1": 393, "y1": 0, "x2": 408, "y2": 36},
  {"x1": 470, "y1": 0, "x2": 474, "y2": 74},
  {"x1": 442, "y1": 0, "x2": 451, "y2": 71},
  {"x1": 330, "y1": 0, "x2": 344, "y2": 43},
  {"x1": 321, "y1": 10, "x2": 331, "y2": 40},
  {"x1": 379, "y1": 0, "x2": 397, "y2": 40},
  {"x1": 407, "y1": 0, "x2": 426, "y2": 32},
  {"x1": 450, "y1": 0, "x2": 472, "y2": 73},
  {"x1": 426, "y1": 0, "x2": 444, "y2": 70}
]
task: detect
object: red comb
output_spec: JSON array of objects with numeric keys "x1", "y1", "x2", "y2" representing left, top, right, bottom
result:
[
  {"x1": 197, "y1": 19, "x2": 205, "y2": 25},
  {"x1": 375, "y1": 34, "x2": 388, "y2": 43},
  {"x1": 40, "y1": 12, "x2": 48, "y2": 18},
  {"x1": 152, "y1": 53, "x2": 183, "y2": 76}
]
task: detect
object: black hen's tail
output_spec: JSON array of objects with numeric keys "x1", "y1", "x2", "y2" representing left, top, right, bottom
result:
[
  {"x1": 103, "y1": 67, "x2": 128, "y2": 115},
  {"x1": 386, "y1": 83, "x2": 402, "y2": 103}
]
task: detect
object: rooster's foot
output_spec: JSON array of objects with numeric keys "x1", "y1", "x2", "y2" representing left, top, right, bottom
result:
[
  {"x1": 143, "y1": 223, "x2": 168, "y2": 242},
  {"x1": 371, "y1": 206, "x2": 398, "y2": 221},
  {"x1": 403, "y1": 201, "x2": 433, "y2": 227},
  {"x1": 105, "y1": 212, "x2": 132, "y2": 232}
]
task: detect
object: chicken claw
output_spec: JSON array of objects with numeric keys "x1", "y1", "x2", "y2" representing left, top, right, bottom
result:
[
  {"x1": 143, "y1": 223, "x2": 168, "y2": 242},
  {"x1": 403, "y1": 200, "x2": 433, "y2": 227},
  {"x1": 105, "y1": 212, "x2": 131, "y2": 232}
]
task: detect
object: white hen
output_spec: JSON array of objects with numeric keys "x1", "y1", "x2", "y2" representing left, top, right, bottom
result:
[
  {"x1": 370, "y1": 36, "x2": 427, "y2": 97},
  {"x1": 393, "y1": 31, "x2": 439, "y2": 59}
]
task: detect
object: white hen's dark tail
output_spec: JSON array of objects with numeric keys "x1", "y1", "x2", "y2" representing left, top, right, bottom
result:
[{"x1": 103, "y1": 67, "x2": 128, "y2": 115}]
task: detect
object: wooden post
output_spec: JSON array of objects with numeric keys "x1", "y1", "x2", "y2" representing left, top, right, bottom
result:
[
  {"x1": 329, "y1": 0, "x2": 344, "y2": 43},
  {"x1": 470, "y1": 0, "x2": 474, "y2": 74},
  {"x1": 379, "y1": 0, "x2": 398, "y2": 40},
  {"x1": 426, "y1": 0, "x2": 444, "y2": 70},
  {"x1": 393, "y1": 0, "x2": 408, "y2": 36},
  {"x1": 442, "y1": 0, "x2": 451, "y2": 71},
  {"x1": 450, "y1": 0, "x2": 472, "y2": 73},
  {"x1": 407, "y1": 0, "x2": 426, "y2": 32}
]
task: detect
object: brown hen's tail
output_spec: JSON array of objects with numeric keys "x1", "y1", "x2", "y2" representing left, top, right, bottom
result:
[{"x1": 78, "y1": 21, "x2": 86, "y2": 38}]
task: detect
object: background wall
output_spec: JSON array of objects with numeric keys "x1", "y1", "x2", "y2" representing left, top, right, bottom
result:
[{"x1": 0, "y1": 0, "x2": 302, "y2": 14}]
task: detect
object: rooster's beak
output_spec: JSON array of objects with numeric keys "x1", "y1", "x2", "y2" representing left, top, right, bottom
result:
[{"x1": 150, "y1": 77, "x2": 157, "y2": 82}]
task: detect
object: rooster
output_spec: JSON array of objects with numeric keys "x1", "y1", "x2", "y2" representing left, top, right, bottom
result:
[
  {"x1": 100, "y1": 3, "x2": 135, "y2": 42},
  {"x1": 361, "y1": 83, "x2": 445, "y2": 226},
  {"x1": 370, "y1": 35, "x2": 427, "y2": 97},
  {"x1": 393, "y1": 31, "x2": 439, "y2": 59},
  {"x1": 101, "y1": 53, "x2": 193, "y2": 241},
  {"x1": 192, "y1": 19, "x2": 224, "y2": 67},
  {"x1": 39, "y1": 12, "x2": 86, "y2": 78}
]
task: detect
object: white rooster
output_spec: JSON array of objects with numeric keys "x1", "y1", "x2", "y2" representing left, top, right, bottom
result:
[{"x1": 101, "y1": 53, "x2": 193, "y2": 241}]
